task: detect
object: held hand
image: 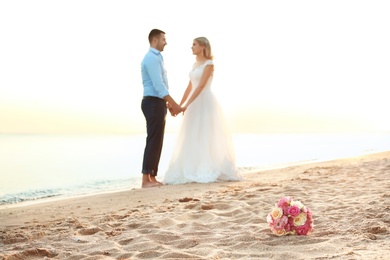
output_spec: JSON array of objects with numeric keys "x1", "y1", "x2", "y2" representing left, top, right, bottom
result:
[
  {"x1": 167, "y1": 103, "x2": 176, "y2": 117},
  {"x1": 168, "y1": 107, "x2": 175, "y2": 116},
  {"x1": 171, "y1": 104, "x2": 183, "y2": 117},
  {"x1": 182, "y1": 106, "x2": 187, "y2": 115}
]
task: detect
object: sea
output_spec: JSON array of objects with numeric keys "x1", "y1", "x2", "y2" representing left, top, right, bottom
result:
[{"x1": 1, "y1": 133, "x2": 389, "y2": 207}]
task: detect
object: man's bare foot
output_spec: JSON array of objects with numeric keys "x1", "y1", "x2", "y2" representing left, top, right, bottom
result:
[
  {"x1": 141, "y1": 174, "x2": 163, "y2": 188},
  {"x1": 150, "y1": 176, "x2": 164, "y2": 185}
]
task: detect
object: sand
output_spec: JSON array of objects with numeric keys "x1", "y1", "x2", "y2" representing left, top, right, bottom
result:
[{"x1": 1, "y1": 151, "x2": 389, "y2": 259}]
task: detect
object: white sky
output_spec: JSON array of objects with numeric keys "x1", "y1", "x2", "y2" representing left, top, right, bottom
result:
[{"x1": 1, "y1": 0, "x2": 389, "y2": 134}]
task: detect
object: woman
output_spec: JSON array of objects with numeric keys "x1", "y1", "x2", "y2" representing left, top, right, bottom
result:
[{"x1": 164, "y1": 37, "x2": 242, "y2": 184}]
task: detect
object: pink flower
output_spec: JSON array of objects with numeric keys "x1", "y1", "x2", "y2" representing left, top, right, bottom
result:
[
  {"x1": 277, "y1": 196, "x2": 292, "y2": 208},
  {"x1": 307, "y1": 209, "x2": 313, "y2": 219},
  {"x1": 306, "y1": 210, "x2": 314, "y2": 225},
  {"x1": 288, "y1": 217, "x2": 294, "y2": 227},
  {"x1": 277, "y1": 197, "x2": 292, "y2": 215},
  {"x1": 273, "y1": 216, "x2": 288, "y2": 230},
  {"x1": 295, "y1": 223, "x2": 311, "y2": 235},
  {"x1": 285, "y1": 212, "x2": 295, "y2": 232},
  {"x1": 287, "y1": 205, "x2": 300, "y2": 217},
  {"x1": 284, "y1": 223, "x2": 292, "y2": 232}
]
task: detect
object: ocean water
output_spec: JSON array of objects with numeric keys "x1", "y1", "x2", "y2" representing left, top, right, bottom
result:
[{"x1": 1, "y1": 133, "x2": 389, "y2": 206}]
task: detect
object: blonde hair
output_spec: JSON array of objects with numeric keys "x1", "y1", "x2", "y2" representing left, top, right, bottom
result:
[{"x1": 194, "y1": 37, "x2": 213, "y2": 60}]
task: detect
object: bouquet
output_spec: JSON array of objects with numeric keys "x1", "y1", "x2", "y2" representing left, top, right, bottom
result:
[{"x1": 266, "y1": 196, "x2": 314, "y2": 236}]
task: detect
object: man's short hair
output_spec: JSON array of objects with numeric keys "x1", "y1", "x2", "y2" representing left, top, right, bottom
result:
[{"x1": 148, "y1": 29, "x2": 165, "y2": 44}]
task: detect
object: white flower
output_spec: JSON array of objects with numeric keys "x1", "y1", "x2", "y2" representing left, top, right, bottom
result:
[
  {"x1": 267, "y1": 214, "x2": 273, "y2": 223},
  {"x1": 271, "y1": 207, "x2": 283, "y2": 220},
  {"x1": 293, "y1": 213, "x2": 307, "y2": 226},
  {"x1": 291, "y1": 200, "x2": 304, "y2": 210}
]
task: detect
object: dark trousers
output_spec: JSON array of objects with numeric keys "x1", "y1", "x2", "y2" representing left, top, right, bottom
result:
[{"x1": 141, "y1": 97, "x2": 167, "y2": 176}]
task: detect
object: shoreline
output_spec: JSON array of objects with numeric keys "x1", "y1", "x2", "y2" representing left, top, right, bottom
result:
[
  {"x1": 1, "y1": 149, "x2": 388, "y2": 210},
  {"x1": 2, "y1": 132, "x2": 390, "y2": 209}
]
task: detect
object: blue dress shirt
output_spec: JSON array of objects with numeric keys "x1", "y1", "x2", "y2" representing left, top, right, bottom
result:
[{"x1": 141, "y1": 48, "x2": 169, "y2": 99}]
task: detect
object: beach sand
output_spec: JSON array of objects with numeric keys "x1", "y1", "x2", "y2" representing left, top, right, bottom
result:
[{"x1": 1, "y1": 152, "x2": 389, "y2": 259}]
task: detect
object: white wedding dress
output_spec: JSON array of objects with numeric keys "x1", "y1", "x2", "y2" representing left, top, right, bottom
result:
[{"x1": 163, "y1": 60, "x2": 243, "y2": 184}]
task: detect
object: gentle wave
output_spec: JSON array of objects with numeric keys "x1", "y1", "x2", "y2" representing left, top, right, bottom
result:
[{"x1": 0, "y1": 178, "x2": 137, "y2": 205}]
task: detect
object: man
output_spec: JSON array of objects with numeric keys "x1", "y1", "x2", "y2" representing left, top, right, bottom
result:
[{"x1": 140, "y1": 29, "x2": 182, "y2": 188}]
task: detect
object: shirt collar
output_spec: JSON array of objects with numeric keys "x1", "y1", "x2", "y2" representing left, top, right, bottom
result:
[{"x1": 149, "y1": 47, "x2": 160, "y2": 55}]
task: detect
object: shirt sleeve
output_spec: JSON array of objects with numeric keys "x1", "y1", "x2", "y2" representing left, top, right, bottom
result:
[{"x1": 145, "y1": 55, "x2": 169, "y2": 98}]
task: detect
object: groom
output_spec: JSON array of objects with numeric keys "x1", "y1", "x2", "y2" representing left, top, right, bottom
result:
[{"x1": 140, "y1": 29, "x2": 182, "y2": 188}]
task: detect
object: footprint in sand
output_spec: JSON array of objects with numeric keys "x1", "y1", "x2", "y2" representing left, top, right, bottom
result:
[
  {"x1": 77, "y1": 226, "x2": 103, "y2": 235},
  {"x1": 178, "y1": 197, "x2": 200, "y2": 202},
  {"x1": 157, "y1": 217, "x2": 177, "y2": 227},
  {"x1": 172, "y1": 239, "x2": 199, "y2": 249},
  {"x1": 118, "y1": 237, "x2": 134, "y2": 245},
  {"x1": 366, "y1": 225, "x2": 388, "y2": 234},
  {"x1": 147, "y1": 232, "x2": 181, "y2": 245},
  {"x1": 5, "y1": 248, "x2": 58, "y2": 259},
  {"x1": 127, "y1": 221, "x2": 142, "y2": 229},
  {"x1": 1, "y1": 232, "x2": 28, "y2": 244}
]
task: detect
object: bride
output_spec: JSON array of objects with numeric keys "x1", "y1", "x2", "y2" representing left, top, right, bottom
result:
[{"x1": 164, "y1": 37, "x2": 242, "y2": 184}]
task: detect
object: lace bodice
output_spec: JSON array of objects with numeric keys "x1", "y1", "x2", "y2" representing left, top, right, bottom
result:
[{"x1": 189, "y1": 59, "x2": 214, "y2": 91}]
